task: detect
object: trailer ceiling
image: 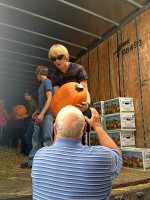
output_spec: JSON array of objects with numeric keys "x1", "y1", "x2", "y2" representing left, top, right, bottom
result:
[{"x1": 0, "y1": 0, "x2": 150, "y2": 104}]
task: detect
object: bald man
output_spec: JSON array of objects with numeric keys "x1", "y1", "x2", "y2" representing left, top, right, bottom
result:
[{"x1": 32, "y1": 106, "x2": 122, "y2": 200}]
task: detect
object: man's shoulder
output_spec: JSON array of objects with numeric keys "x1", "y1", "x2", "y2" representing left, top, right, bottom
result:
[
  {"x1": 70, "y1": 62, "x2": 83, "y2": 69},
  {"x1": 88, "y1": 145, "x2": 121, "y2": 157},
  {"x1": 35, "y1": 146, "x2": 53, "y2": 156},
  {"x1": 30, "y1": 98, "x2": 37, "y2": 105},
  {"x1": 43, "y1": 78, "x2": 52, "y2": 85},
  {"x1": 45, "y1": 78, "x2": 51, "y2": 82}
]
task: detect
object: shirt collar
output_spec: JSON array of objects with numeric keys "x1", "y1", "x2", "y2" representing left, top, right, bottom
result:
[{"x1": 54, "y1": 138, "x2": 82, "y2": 147}]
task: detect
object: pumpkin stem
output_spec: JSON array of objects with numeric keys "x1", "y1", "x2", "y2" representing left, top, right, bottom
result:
[{"x1": 75, "y1": 84, "x2": 84, "y2": 92}]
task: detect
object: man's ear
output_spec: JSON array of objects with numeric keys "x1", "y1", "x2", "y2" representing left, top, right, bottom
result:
[
  {"x1": 53, "y1": 123, "x2": 57, "y2": 144},
  {"x1": 82, "y1": 122, "x2": 87, "y2": 135},
  {"x1": 53, "y1": 123, "x2": 57, "y2": 135}
]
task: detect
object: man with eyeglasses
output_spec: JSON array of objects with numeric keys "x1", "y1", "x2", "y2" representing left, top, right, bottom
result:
[{"x1": 48, "y1": 44, "x2": 91, "y2": 143}]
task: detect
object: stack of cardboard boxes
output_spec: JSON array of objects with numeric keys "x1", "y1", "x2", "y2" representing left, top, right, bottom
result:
[
  {"x1": 104, "y1": 97, "x2": 136, "y2": 148},
  {"x1": 89, "y1": 97, "x2": 150, "y2": 170},
  {"x1": 89, "y1": 101, "x2": 105, "y2": 146}
]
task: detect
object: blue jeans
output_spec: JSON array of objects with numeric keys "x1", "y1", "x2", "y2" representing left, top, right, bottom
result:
[
  {"x1": 28, "y1": 114, "x2": 53, "y2": 165},
  {"x1": 24, "y1": 120, "x2": 34, "y2": 156}
]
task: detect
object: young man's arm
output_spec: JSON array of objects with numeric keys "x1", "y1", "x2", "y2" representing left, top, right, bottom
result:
[
  {"x1": 53, "y1": 86, "x2": 59, "y2": 93},
  {"x1": 36, "y1": 91, "x2": 52, "y2": 123},
  {"x1": 75, "y1": 80, "x2": 91, "y2": 113}
]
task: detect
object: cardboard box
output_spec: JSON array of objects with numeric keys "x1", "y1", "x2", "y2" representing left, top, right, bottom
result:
[
  {"x1": 89, "y1": 131, "x2": 99, "y2": 146},
  {"x1": 93, "y1": 101, "x2": 105, "y2": 116},
  {"x1": 90, "y1": 115, "x2": 106, "y2": 131},
  {"x1": 105, "y1": 113, "x2": 136, "y2": 131},
  {"x1": 122, "y1": 148, "x2": 150, "y2": 170},
  {"x1": 107, "y1": 131, "x2": 135, "y2": 148},
  {"x1": 104, "y1": 97, "x2": 134, "y2": 115},
  {"x1": 82, "y1": 132, "x2": 88, "y2": 145}
]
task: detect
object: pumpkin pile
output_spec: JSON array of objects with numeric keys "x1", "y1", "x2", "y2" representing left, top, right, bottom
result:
[
  {"x1": 13, "y1": 105, "x2": 27, "y2": 117},
  {"x1": 50, "y1": 82, "x2": 87, "y2": 118}
]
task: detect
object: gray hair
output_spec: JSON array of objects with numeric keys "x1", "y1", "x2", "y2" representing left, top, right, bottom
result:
[{"x1": 55, "y1": 106, "x2": 85, "y2": 138}]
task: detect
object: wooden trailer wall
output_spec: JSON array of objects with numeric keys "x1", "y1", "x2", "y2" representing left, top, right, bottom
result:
[{"x1": 76, "y1": 8, "x2": 150, "y2": 148}]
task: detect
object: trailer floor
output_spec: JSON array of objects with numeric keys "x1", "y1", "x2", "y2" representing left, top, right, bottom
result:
[{"x1": 0, "y1": 146, "x2": 150, "y2": 200}]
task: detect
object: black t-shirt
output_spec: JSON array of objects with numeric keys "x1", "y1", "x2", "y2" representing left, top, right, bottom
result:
[{"x1": 51, "y1": 62, "x2": 88, "y2": 87}]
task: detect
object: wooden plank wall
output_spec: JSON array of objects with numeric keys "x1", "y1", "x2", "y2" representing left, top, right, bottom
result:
[
  {"x1": 81, "y1": 53, "x2": 90, "y2": 88},
  {"x1": 109, "y1": 33, "x2": 120, "y2": 98},
  {"x1": 121, "y1": 20, "x2": 144, "y2": 147},
  {"x1": 137, "y1": 10, "x2": 150, "y2": 147},
  {"x1": 98, "y1": 40, "x2": 110, "y2": 101},
  {"x1": 77, "y1": 8, "x2": 150, "y2": 148},
  {"x1": 89, "y1": 48, "x2": 99, "y2": 103}
]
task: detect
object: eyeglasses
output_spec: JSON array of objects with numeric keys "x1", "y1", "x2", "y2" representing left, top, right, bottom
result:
[{"x1": 51, "y1": 54, "x2": 64, "y2": 62}]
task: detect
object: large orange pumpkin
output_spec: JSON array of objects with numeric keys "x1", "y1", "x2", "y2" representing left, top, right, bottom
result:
[
  {"x1": 13, "y1": 105, "x2": 27, "y2": 117},
  {"x1": 50, "y1": 82, "x2": 87, "y2": 118}
]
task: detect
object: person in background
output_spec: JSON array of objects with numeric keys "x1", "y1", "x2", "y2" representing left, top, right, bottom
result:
[
  {"x1": 32, "y1": 106, "x2": 122, "y2": 200},
  {"x1": 15, "y1": 117, "x2": 24, "y2": 153},
  {"x1": 0, "y1": 99, "x2": 8, "y2": 125},
  {"x1": 5, "y1": 112, "x2": 17, "y2": 149},
  {"x1": 48, "y1": 44, "x2": 91, "y2": 143},
  {"x1": 20, "y1": 66, "x2": 53, "y2": 168},
  {"x1": 15, "y1": 89, "x2": 37, "y2": 155},
  {"x1": 0, "y1": 101, "x2": 23, "y2": 150},
  {"x1": 0, "y1": 99, "x2": 9, "y2": 141},
  {"x1": 0, "y1": 100, "x2": 18, "y2": 148}
]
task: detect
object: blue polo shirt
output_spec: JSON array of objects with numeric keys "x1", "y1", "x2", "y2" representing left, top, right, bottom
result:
[{"x1": 32, "y1": 138, "x2": 122, "y2": 200}]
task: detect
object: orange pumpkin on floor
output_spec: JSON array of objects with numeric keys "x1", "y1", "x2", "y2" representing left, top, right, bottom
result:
[
  {"x1": 13, "y1": 105, "x2": 27, "y2": 117},
  {"x1": 50, "y1": 82, "x2": 87, "y2": 119}
]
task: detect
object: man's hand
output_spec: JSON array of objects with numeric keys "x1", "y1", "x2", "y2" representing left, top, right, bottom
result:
[
  {"x1": 32, "y1": 110, "x2": 38, "y2": 120},
  {"x1": 36, "y1": 113, "x2": 43, "y2": 123},
  {"x1": 76, "y1": 102, "x2": 89, "y2": 112},
  {"x1": 84, "y1": 108, "x2": 101, "y2": 130}
]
